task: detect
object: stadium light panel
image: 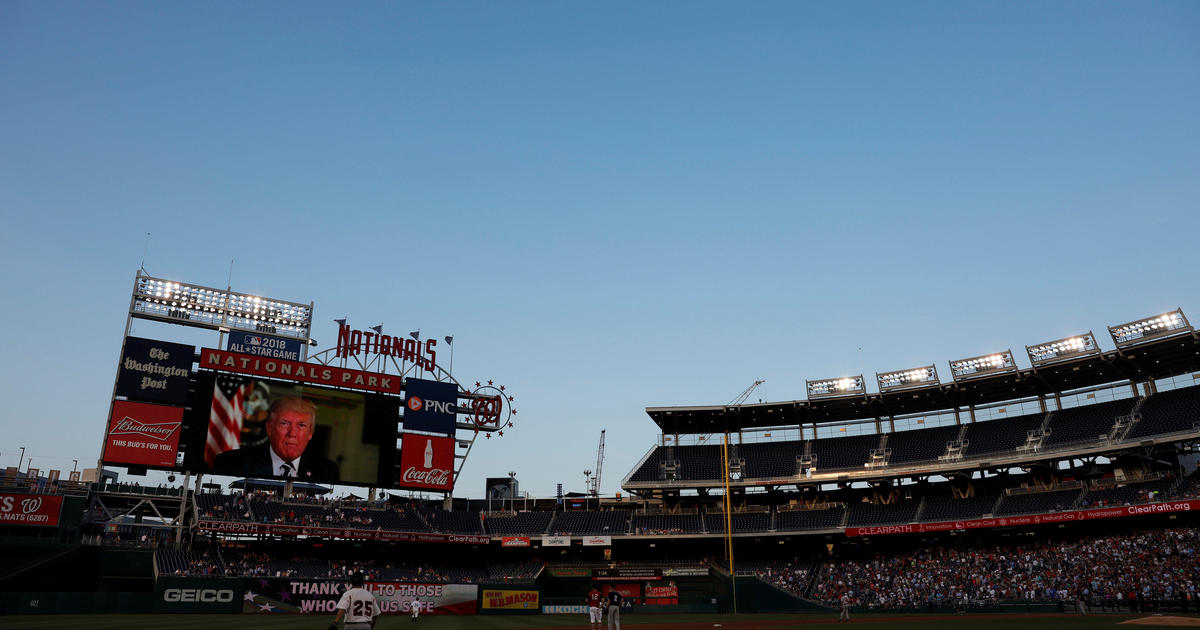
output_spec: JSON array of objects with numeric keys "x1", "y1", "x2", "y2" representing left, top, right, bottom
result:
[
  {"x1": 1107, "y1": 309, "x2": 1191, "y2": 348},
  {"x1": 131, "y1": 272, "x2": 313, "y2": 341},
  {"x1": 876, "y1": 365, "x2": 939, "y2": 392},
  {"x1": 1026, "y1": 332, "x2": 1101, "y2": 367},
  {"x1": 806, "y1": 375, "x2": 865, "y2": 399},
  {"x1": 949, "y1": 350, "x2": 1017, "y2": 382}
]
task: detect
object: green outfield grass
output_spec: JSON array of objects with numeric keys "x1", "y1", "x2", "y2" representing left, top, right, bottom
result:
[{"x1": 2, "y1": 613, "x2": 1193, "y2": 630}]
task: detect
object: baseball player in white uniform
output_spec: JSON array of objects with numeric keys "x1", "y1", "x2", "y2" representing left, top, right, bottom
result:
[
  {"x1": 411, "y1": 597, "x2": 421, "y2": 621},
  {"x1": 331, "y1": 573, "x2": 379, "y2": 630}
]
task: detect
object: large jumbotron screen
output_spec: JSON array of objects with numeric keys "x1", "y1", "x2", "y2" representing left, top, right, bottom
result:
[{"x1": 185, "y1": 371, "x2": 400, "y2": 486}]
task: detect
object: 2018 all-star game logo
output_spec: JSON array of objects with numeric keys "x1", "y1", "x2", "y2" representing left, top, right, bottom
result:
[{"x1": 109, "y1": 416, "x2": 181, "y2": 440}]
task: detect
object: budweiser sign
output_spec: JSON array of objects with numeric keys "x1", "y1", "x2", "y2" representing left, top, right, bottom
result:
[
  {"x1": 109, "y1": 417, "x2": 181, "y2": 441},
  {"x1": 398, "y1": 434, "x2": 454, "y2": 491},
  {"x1": 104, "y1": 401, "x2": 184, "y2": 468}
]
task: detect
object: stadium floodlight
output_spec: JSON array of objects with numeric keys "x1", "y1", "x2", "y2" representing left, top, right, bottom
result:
[
  {"x1": 876, "y1": 365, "x2": 939, "y2": 393},
  {"x1": 131, "y1": 272, "x2": 314, "y2": 341},
  {"x1": 806, "y1": 375, "x2": 865, "y2": 399},
  {"x1": 1026, "y1": 332, "x2": 1101, "y2": 367},
  {"x1": 1107, "y1": 309, "x2": 1192, "y2": 348},
  {"x1": 949, "y1": 350, "x2": 1017, "y2": 382}
]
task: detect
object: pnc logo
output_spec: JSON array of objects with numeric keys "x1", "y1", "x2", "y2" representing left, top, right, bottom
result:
[{"x1": 407, "y1": 396, "x2": 424, "y2": 412}]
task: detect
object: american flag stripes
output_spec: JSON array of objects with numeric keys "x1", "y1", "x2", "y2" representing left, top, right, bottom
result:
[{"x1": 205, "y1": 374, "x2": 251, "y2": 466}]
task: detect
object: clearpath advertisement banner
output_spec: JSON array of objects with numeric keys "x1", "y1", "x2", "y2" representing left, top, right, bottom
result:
[
  {"x1": 0, "y1": 493, "x2": 63, "y2": 527},
  {"x1": 845, "y1": 499, "x2": 1200, "y2": 537},
  {"x1": 242, "y1": 578, "x2": 477, "y2": 614},
  {"x1": 198, "y1": 520, "x2": 488, "y2": 544}
]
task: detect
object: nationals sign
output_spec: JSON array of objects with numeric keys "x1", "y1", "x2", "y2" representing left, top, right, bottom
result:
[
  {"x1": 0, "y1": 493, "x2": 64, "y2": 527},
  {"x1": 398, "y1": 433, "x2": 455, "y2": 491},
  {"x1": 200, "y1": 348, "x2": 402, "y2": 395},
  {"x1": 104, "y1": 400, "x2": 184, "y2": 468}
]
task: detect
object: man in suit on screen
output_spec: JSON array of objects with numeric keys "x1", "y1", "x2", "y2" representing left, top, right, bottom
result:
[{"x1": 213, "y1": 396, "x2": 340, "y2": 482}]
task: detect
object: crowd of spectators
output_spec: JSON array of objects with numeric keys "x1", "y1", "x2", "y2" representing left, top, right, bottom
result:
[
  {"x1": 208, "y1": 550, "x2": 537, "y2": 583},
  {"x1": 749, "y1": 559, "x2": 811, "y2": 596},
  {"x1": 634, "y1": 527, "x2": 686, "y2": 535},
  {"x1": 810, "y1": 528, "x2": 1199, "y2": 609}
]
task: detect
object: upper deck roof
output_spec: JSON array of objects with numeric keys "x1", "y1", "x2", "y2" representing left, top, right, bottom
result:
[{"x1": 646, "y1": 330, "x2": 1200, "y2": 434}]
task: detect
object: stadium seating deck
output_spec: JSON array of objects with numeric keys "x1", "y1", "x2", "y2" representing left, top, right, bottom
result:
[
  {"x1": 810, "y1": 433, "x2": 882, "y2": 471},
  {"x1": 483, "y1": 511, "x2": 553, "y2": 535},
  {"x1": 885, "y1": 424, "x2": 961, "y2": 465},
  {"x1": 704, "y1": 512, "x2": 771, "y2": 533},
  {"x1": 918, "y1": 493, "x2": 1000, "y2": 522},
  {"x1": 845, "y1": 500, "x2": 920, "y2": 526},
  {"x1": 631, "y1": 513, "x2": 704, "y2": 534},
  {"x1": 1128, "y1": 385, "x2": 1200, "y2": 439},
  {"x1": 1043, "y1": 397, "x2": 1136, "y2": 447},
  {"x1": 960, "y1": 412, "x2": 1046, "y2": 457},
  {"x1": 775, "y1": 506, "x2": 846, "y2": 531},
  {"x1": 548, "y1": 510, "x2": 630, "y2": 535},
  {"x1": 994, "y1": 488, "x2": 1082, "y2": 515}
]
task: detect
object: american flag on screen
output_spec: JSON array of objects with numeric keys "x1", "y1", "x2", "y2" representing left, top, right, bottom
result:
[{"x1": 205, "y1": 374, "x2": 251, "y2": 466}]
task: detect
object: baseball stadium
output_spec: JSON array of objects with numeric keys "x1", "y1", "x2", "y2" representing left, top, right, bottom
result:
[{"x1": 1, "y1": 273, "x2": 1198, "y2": 629}]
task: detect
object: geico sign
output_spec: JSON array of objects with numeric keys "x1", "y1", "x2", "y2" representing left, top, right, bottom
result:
[{"x1": 163, "y1": 588, "x2": 235, "y2": 603}]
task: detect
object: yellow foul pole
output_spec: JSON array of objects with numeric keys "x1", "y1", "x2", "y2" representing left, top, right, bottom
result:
[{"x1": 722, "y1": 434, "x2": 736, "y2": 614}]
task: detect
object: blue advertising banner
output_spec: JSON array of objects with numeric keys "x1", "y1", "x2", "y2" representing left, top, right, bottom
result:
[
  {"x1": 115, "y1": 337, "x2": 194, "y2": 404},
  {"x1": 403, "y1": 378, "x2": 458, "y2": 435},
  {"x1": 226, "y1": 331, "x2": 303, "y2": 361}
]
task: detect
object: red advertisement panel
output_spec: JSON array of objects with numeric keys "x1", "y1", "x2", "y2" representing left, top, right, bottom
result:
[
  {"x1": 200, "y1": 348, "x2": 402, "y2": 395},
  {"x1": 398, "y1": 433, "x2": 454, "y2": 491},
  {"x1": 501, "y1": 536, "x2": 530, "y2": 547},
  {"x1": 844, "y1": 499, "x2": 1200, "y2": 537},
  {"x1": 602, "y1": 583, "x2": 642, "y2": 604},
  {"x1": 0, "y1": 493, "x2": 64, "y2": 527},
  {"x1": 644, "y1": 584, "x2": 679, "y2": 605},
  {"x1": 104, "y1": 401, "x2": 184, "y2": 467}
]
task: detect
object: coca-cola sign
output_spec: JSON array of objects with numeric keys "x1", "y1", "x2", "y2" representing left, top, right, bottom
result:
[
  {"x1": 398, "y1": 433, "x2": 454, "y2": 491},
  {"x1": 104, "y1": 401, "x2": 184, "y2": 468},
  {"x1": 401, "y1": 467, "x2": 452, "y2": 486}
]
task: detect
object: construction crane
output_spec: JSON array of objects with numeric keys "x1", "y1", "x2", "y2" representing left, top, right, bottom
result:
[
  {"x1": 587, "y1": 430, "x2": 606, "y2": 497},
  {"x1": 729, "y1": 379, "x2": 766, "y2": 406}
]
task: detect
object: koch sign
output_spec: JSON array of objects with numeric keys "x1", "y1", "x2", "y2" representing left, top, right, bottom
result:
[
  {"x1": 115, "y1": 337, "x2": 194, "y2": 404},
  {"x1": 403, "y1": 378, "x2": 458, "y2": 435},
  {"x1": 226, "y1": 331, "x2": 303, "y2": 361}
]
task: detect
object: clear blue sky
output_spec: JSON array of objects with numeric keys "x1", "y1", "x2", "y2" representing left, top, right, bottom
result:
[{"x1": 1, "y1": 2, "x2": 1198, "y2": 498}]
